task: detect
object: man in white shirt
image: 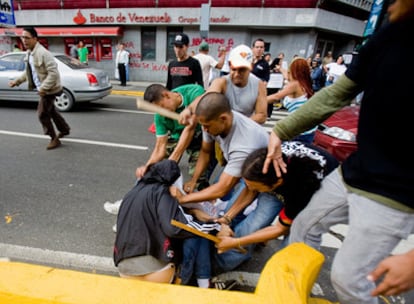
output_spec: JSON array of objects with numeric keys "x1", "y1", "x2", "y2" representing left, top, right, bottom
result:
[
  {"x1": 193, "y1": 42, "x2": 225, "y2": 89},
  {"x1": 115, "y1": 42, "x2": 130, "y2": 86}
]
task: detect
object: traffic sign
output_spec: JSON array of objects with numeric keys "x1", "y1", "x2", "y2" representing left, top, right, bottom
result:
[{"x1": 0, "y1": 0, "x2": 16, "y2": 28}]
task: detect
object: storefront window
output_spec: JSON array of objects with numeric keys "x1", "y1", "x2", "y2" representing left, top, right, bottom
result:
[
  {"x1": 166, "y1": 27, "x2": 183, "y2": 61},
  {"x1": 141, "y1": 27, "x2": 156, "y2": 61}
]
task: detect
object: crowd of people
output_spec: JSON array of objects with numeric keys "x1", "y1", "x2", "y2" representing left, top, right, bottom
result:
[
  {"x1": 16, "y1": 1, "x2": 412, "y2": 301},
  {"x1": 108, "y1": 1, "x2": 414, "y2": 301}
]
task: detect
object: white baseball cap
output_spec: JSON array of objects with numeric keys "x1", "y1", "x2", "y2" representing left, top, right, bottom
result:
[{"x1": 228, "y1": 44, "x2": 253, "y2": 69}]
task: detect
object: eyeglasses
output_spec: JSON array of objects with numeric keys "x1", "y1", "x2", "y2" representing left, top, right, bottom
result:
[{"x1": 20, "y1": 36, "x2": 34, "y2": 40}]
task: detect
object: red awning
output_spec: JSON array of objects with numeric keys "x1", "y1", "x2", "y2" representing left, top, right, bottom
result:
[{"x1": 0, "y1": 27, "x2": 123, "y2": 37}]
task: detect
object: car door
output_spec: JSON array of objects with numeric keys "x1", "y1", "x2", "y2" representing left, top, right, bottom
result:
[{"x1": 0, "y1": 52, "x2": 38, "y2": 102}]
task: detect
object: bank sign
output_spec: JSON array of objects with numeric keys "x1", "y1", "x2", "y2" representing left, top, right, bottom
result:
[{"x1": 0, "y1": 0, "x2": 15, "y2": 28}]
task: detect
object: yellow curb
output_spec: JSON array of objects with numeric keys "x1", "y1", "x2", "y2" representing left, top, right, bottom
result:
[
  {"x1": 111, "y1": 90, "x2": 143, "y2": 97},
  {"x1": 0, "y1": 243, "x2": 335, "y2": 304}
]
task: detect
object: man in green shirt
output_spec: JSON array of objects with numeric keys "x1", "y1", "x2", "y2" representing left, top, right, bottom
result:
[
  {"x1": 77, "y1": 40, "x2": 88, "y2": 64},
  {"x1": 136, "y1": 83, "x2": 210, "y2": 190}
]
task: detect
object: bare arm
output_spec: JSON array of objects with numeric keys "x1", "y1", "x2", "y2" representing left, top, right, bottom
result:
[
  {"x1": 181, "y1": 140, "x2": 213, "y2": 193},
  {"x1": 135, "y1": 135, "x2": 167, "y2": 178},
  {"x1": 266, "y1": 81, "x2": 296, "y2": 103},
  {"x1": 215, "y1": 50, "x2": 226, "y2": 70},
  {"x1": 216, "y1": 186, "x2": 257, "y2": 224},
  {"x1": 180, "y1": 157, "x2": 240, "y2": 204},
  {"x1": 168, "y1": 119, "x2": 197, "y2": 162},
  {"x1": 216, "y1": 221, "x2": 289, "y2": 253},
  {"x1": 179, "y1": 78, "x2": 226, "y2": 125},
  {"x1": 250, "y1": 80, "x2": 268, "y2": 124}
]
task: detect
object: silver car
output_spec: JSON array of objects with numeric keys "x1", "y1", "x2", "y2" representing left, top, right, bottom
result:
[{"x1": 0, "y1": 52, "x2": 112, "y2": 112}]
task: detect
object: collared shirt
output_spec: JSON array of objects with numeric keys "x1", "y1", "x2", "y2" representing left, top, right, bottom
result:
[{"x1": 29, "y1": 54, "x2": 41, "y2": 90}]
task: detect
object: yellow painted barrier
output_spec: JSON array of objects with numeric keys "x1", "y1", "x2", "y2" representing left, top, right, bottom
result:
[{"x1": 0, "y1": 243, "x2": 336, "y2": 304}]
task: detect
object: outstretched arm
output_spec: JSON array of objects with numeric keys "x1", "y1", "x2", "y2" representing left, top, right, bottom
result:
[
  {"x1": 250, "y1": 80, "x2": 268, "y2": 124},
  {"x1": 136, "y1": 135, "x2": 167, "y2": 178},
  {"x1": 168, "y1": 118, "x2": 197, "y2": 163}
]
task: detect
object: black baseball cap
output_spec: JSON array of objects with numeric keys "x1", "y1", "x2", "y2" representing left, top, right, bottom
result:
[{"x1": 172, "y1": 33, "x2": 189, "y2": 46}]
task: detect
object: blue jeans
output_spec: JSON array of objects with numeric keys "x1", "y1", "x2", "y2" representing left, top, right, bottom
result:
[
  {"x1": 180, "y1": 237, "x2": 211, "y2": 284},
  {"x1": 215, "y1": 190, "x2": 284, "y2": 272}
]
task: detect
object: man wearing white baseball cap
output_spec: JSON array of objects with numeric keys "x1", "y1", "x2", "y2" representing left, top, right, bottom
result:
[{"x1": 179, "y1": 44, "x2": 267, "y2": 125}]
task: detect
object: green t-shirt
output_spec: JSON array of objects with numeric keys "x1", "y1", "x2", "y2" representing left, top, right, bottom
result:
[
  {"x1": 154, "y1": 84, "x2": 204, "y2": 141},
  {"x1": 78, "y1": 47, "x2": 89, "y2": 63}
]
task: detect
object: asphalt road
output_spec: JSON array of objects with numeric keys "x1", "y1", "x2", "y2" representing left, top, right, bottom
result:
[{"x1": 0, "y1": 90, "x2": 413, "y2": 303}]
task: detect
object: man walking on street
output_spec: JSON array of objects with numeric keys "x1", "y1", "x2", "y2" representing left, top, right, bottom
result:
[{"x1": 9, "y1": 27, "x2": 70, "y2": 150}]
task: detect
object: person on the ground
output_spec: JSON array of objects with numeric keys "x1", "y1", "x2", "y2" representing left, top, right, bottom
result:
[
  {"x1": 77, "y1": 40, "x2": 88, "y2": 64},
  {"x1": 113, "y1": 160, "x2": 194, "y2": 283},
  {"x1": 166, "y1": 33, "x2": 203, "y2": 90},
  {"x1": 104, "y1": 83, "x2": 211, "y2": 223},
  {"x1": 9, "y1": 27, "x2": 70, "y2": 150},
  {"x1": 115, "y1": 42, "x2": 129, "y2": 87},
  {"x1": 215, "y1": 144, "x2": 338, "y2": 265},
  {"x1": 193, "y1": 41, "x2": 225, "y2": 89},
  {"x1": 266, "y1": 57, "x2": 316, "y2": 143},
  {"x1": 263, "y1": 1, "x2": 414, "y2": 302}
]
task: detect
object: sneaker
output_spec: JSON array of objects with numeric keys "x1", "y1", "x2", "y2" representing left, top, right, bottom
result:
[
  {"x1": 210, "y1": 278, "x2": 237, "y2": 290},
  {"x1": 103, "y1": 199, "x2": 122, "y2": 215},
  {"x1": 112, "y1": 223, "x2": 117, "y2": 233},
  {"x1": 46, "y1": 137, "x2": 61, "y2": 150}
]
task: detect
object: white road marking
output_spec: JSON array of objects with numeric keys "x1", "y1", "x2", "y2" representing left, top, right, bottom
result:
[{"x1": 0, "y1": 130, "x2": 148, "y2": 151}]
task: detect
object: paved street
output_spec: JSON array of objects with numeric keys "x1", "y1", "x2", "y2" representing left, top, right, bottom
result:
[{"x1": 0, "y1": 80, "x2": 413, "y2": 303}]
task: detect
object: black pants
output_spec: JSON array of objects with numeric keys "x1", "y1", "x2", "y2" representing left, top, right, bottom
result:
[
  {"x1": 266, "y1": 88, "x2": 280, "y2": 117},
  {"x1": 118, "y1": 63, "x2": 127, "y2": 86},
  {"x1": 38, "y1": 93, "x2": 70, "y2": 139}
]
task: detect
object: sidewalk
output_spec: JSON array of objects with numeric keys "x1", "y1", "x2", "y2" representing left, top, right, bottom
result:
[{"x1": 110, "y1": 80, "x2": 159, "y2": 96}]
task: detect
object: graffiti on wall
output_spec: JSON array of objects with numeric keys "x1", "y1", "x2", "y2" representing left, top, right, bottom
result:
[{"x1": 119, "y1": 36, "x2": 234, "y2": 71}]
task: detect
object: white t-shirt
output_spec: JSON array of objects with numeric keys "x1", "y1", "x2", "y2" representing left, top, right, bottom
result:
[
  {"x1": 193, "y1": 53, "x2": 218, "y2": 89},
  {"x1": 326, "y1": 62, "x2": 347, "y2": 83}
]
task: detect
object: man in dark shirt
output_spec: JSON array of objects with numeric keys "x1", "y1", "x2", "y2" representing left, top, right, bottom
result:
[
  {"x1": 166, "y1": 33, "x2": 203, "y2": 90},
  {"x1": 251, "y1": 38, "x2": 270, "y2": 84}
]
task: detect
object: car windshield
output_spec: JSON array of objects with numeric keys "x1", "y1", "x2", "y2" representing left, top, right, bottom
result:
[{"x1": 55, "y1": 55, "x2": 90, "y2": 70}]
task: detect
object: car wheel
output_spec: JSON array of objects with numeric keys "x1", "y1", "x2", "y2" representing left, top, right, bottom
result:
[{"x1": 55, "y1": 88, "x2": 74, "y2": 112}]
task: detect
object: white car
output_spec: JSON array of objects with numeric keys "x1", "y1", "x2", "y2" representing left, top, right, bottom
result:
[{"x1": 0, "y1": 52, "x2": 112, "y2": 111}]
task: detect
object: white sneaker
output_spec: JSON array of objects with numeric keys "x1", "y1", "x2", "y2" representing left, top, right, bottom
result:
[
  {"x1": 112, "y1": 223, "x2": 117, "y2": 233},
  {"x1": 103, "y1": 199, "x2": 122, "y2": 215}
]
